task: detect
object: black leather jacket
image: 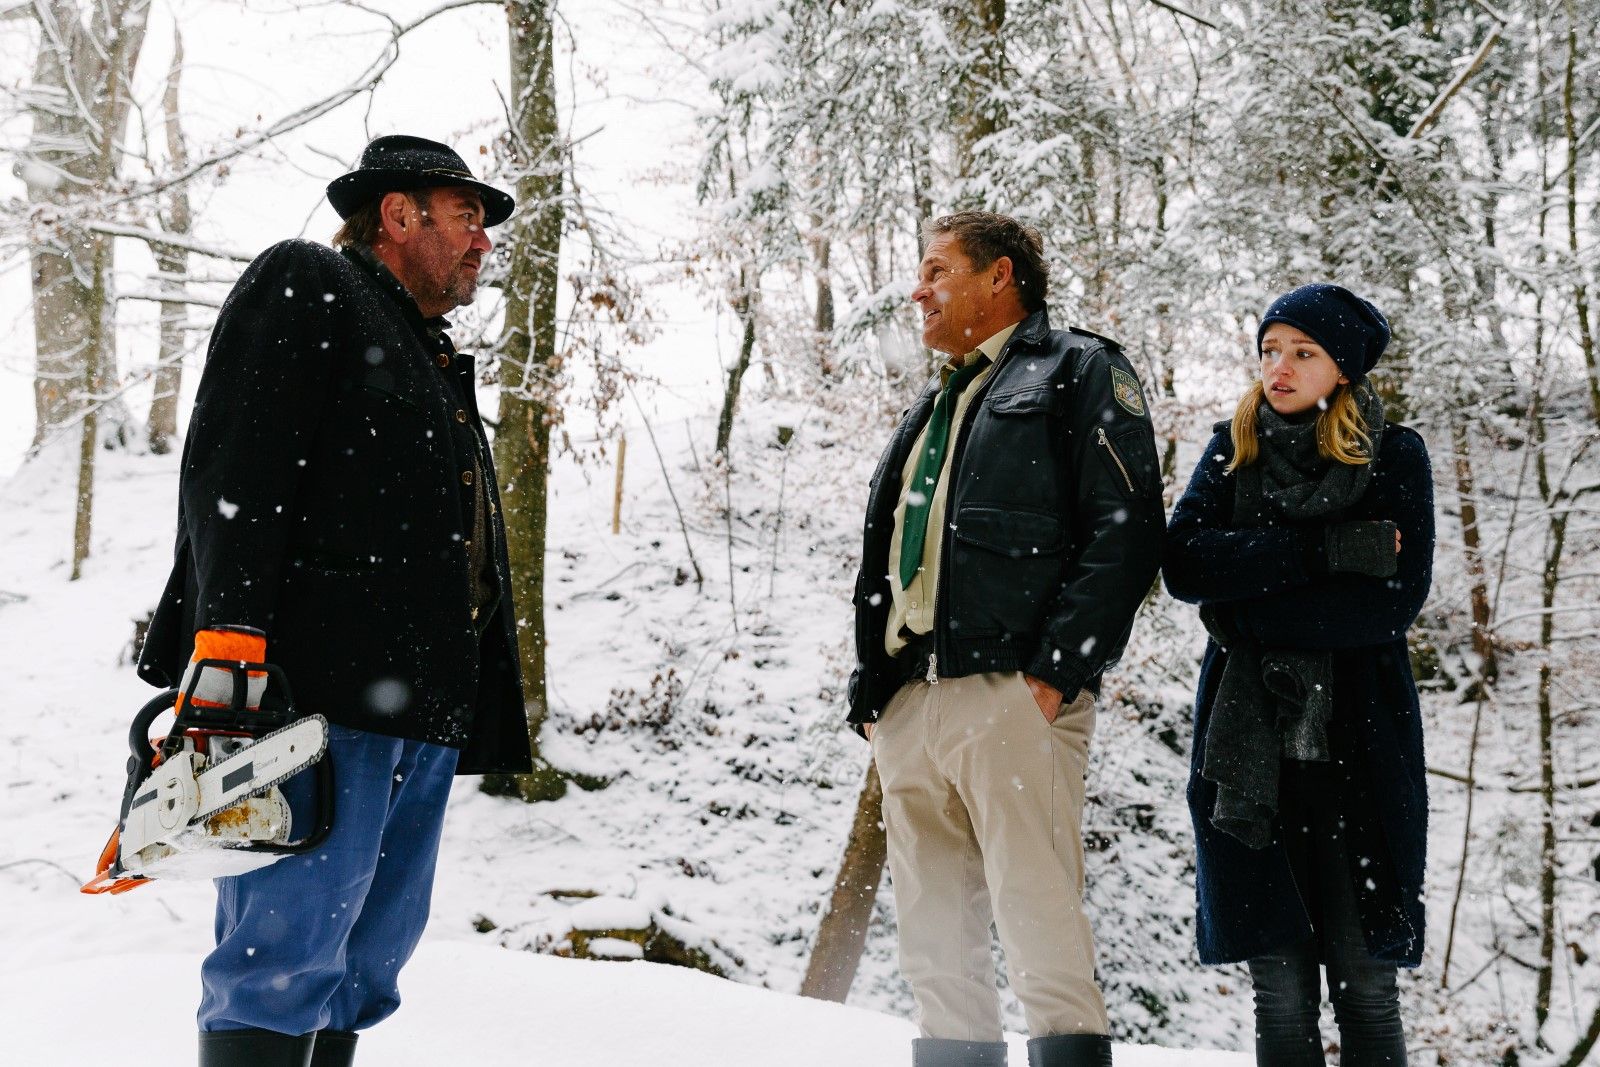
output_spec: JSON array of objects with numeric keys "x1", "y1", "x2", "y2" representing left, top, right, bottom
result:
[{"x1": 847, "y1": 308, "x2": 1165, "y2": 729}]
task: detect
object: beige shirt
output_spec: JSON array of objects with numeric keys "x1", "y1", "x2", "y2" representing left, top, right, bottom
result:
[{"x1": 884, "y1": 322, "x2": 1020, "y2": 657}]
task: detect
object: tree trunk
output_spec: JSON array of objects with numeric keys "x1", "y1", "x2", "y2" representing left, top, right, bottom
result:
[
  {"x1": 800, "y1": 762, "x2": 888, "y2": 1003},
  {"x1": 812, "y1": 233, "x2": 835, "y2": 378},
  {"x1": 909, "y1": 145, "x2": 938, "y2": 376},
  {"x1": 714, "y1": 265, "x2": 758, "y2": 458},
  {"x1": 70, "y1": 235, "x2": 105, "y2": 581},
  {"x1": 484, "y1": 0, "x2": 567, "y2": 803},
  {"x1": 951, "y1": 0, "x2": 1005, "y2": 190},
  {"x1": 1450, "y1": 419, "x2": 1497, "y2": 685},
  {"x1": 150, "y1": 27, "x2": 192, "y2": 455},
  {"x1": 1532, "y1": 407, "x2": 1566, "y2": 1044},
  {"x1": 1560, "y1": 0, "x2": 1599, "y2": 427},
  {"x1": 21, "y1": 0, "x2": 151, "y2": 445},
  {"x1": 62, "y1": 1, "x2": 147, "y2": 577}
]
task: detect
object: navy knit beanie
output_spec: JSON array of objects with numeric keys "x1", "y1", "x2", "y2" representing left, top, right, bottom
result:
[{"x1": 1256, "y1": 283, "x2": 1391, "y2": 382}]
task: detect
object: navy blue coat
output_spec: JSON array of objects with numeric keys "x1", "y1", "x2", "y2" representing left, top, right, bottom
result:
[{"x1": 1164, "y1": 421, "x2": 1434, "y2": 966}]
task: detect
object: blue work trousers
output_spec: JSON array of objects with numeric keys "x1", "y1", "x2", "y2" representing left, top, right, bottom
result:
[{"x1": 198, "y1": 724, "x2": 459, "y2": 1035}]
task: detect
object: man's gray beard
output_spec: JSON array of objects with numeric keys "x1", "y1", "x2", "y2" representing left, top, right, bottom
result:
[{"x1": 447, "y1": 272, "x2": 478, "y2": 308}]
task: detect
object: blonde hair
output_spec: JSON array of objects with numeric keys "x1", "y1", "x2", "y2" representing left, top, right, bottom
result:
[{"x1": 1227, "y1": 381, "x2": 1375, "y2": 472}]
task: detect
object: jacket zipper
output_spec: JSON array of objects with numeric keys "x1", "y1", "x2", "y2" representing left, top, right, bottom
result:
[
  {"x1": 931, "y1": 335, "x2": 1021, "y2": 676},
  {"x1": 1096, "y1": 427, "x2": 1136, "y2": 494},
  {"x1": 858, "y1": 391, "x2": 938, "y2": 686}
]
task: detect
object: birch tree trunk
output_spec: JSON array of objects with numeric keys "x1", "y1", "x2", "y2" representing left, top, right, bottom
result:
[
  {"x1": 484, "y1": 0, "x2": 568, "y2": 802},
  {"x1": 20, "y1": 0, "x2": 151, "y2": 445},
  {"x1": 150, "y1": 27, "x2": 192, "y2": 455},
  {"x1": 53, "y1": 1, "x2": 149, "y2": 578}
]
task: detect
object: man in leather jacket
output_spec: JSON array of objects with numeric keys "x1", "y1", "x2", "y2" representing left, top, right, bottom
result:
[{"x1": 847, "y1": 211, "x2": 1163, "y2": 1067}]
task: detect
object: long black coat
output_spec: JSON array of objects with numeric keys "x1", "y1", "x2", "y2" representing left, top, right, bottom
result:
[
  {"x1": 138, "y1": 240, "x2": 532, "y2": 775},
  {"x1": 1164, "y1": 421, "x2": 1434, "y2": 965}
]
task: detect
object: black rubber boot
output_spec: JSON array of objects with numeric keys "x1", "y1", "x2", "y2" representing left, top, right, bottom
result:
[
  {"x1": 198, "y1": 1029, "x2": 314, "y2": 1067},
  {"x1": 311, "y1": 1029, "x2": 359, "y2": 1066},
  {"x1": 912, "y1": 1037, "x2": 1009, "y2": 1067},
  {"x1": 1026, "y1": 1033, "x2": 1113, "y2": 1067}
]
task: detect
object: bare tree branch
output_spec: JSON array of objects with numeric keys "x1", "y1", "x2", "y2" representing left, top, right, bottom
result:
[
  {"x1": 118, "y1": 288, "x2": 224, "y2": 308},
  {"x1": 1143, "y1": 0, "x2": 1219, "y2": 31},
  {"x1": 85, "y1": 221, "x2": 255, "y2": 263},
  {"x1": 103, "y1": 0, "x2": 503, "y2": 211},
  {"x1": 1407, "y1": 26, "x2": 1504, "y2": 141}
]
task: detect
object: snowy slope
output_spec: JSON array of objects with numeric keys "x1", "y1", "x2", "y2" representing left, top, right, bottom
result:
[{"x1": 0, "y1": 944, "x2": 1247, "y2": 1065}]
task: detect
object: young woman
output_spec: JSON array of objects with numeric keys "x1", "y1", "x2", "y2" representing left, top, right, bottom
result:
[{"x1": 1164, "y1": 284, "x2": 1435, "y2": 1066}]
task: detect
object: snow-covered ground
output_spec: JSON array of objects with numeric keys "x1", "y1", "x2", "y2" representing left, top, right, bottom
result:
[{"x1": 0, "y1": 944, "x2": 1244, "y2": 1065}]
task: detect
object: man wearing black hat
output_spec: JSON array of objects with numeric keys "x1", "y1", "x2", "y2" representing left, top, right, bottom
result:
[{"x1": 137, "y1": 135, "x2": 527, "y2": 1067}]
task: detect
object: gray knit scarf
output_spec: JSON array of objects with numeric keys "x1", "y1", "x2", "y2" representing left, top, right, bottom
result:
[{"x1": 1199, "y1": 384, "x2": 1385, "y2": 849}]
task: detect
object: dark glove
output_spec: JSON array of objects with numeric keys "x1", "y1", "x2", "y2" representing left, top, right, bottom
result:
[
  {"x1": 1325, "y1": 521, "x2": 1398, "y2": 578},
  {"x1": 1199, "y1": 604, "x2": 1248, "y2": 650}
]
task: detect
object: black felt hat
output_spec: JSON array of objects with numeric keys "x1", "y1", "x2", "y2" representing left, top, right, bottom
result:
[
  {"x1": 1256, "y1": 283, "x2": 1391, "y2": 382},
  {"x1": 327, "y1": 135, "x2": 515, "y2": 227}
]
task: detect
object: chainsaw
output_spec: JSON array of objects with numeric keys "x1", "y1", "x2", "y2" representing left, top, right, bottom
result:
[{"x1": 82, "y1": 659, "x2": 333, "y2": 895}]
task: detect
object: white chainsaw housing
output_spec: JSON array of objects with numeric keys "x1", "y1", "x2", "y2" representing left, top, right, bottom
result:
[
  {"x1": 120, "y1": 789, "x2": 294, "y2": 879},
  {"x1": 116, "y1": 715, "x2": 326, "y2": 881}
]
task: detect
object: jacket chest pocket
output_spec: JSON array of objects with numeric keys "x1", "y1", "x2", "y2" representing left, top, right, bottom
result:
[
  {"x1": 986, "y1": 384, "x2": 1065, "y2": 418},
  {"x1": 953, "y1": 505, "x2": 1067, "y2": 556},
  {"x1": 972, "y1": 384, "x2": 1067, "y2": 499},
  {"x1": 948, "y1": 503, "x2": 1069, "y2": 638}
]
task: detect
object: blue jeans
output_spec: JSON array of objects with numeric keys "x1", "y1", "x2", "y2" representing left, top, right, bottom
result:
[
  {"x1": 1247, "y1": 763, "x2": 1408, "y2": 1066},
  {"x1": 198, "y1": 725, "x2": 459, "y2": 1034}
]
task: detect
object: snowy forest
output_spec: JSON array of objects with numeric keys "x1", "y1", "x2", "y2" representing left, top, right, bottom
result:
[{"x1": 1, "y1": 0, "x2": 1598, "y2": 1064}]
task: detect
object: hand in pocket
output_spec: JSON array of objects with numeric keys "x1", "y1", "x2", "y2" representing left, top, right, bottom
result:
[{"x1": 1024, "y1": 674, "x2": 1063, "y2": 724}]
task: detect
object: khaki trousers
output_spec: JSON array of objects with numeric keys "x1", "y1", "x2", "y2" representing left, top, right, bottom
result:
[{"x1": 872, "y1": 670, "x2": 1109, "y2": 1042}]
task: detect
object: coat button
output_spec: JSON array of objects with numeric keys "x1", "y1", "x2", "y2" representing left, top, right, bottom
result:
[
  {"x1": 436, "y1": 353, "x2": 451, "y2": 368},
  {"x1": 455, "y1": 409, "x2": 467, "y2": 423},
  {"x1": 462, "y1": 470, "x2": 474, "y2": 486}
]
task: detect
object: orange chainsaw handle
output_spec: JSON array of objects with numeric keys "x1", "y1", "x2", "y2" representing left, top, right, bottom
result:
[{"x1": 82, "y1": 829, "x2": 145, "y2": 895}]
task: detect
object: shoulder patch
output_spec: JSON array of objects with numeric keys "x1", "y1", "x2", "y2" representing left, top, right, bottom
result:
[{"x1": 1110, "y1": 366, "x2": 1147, "y2": 417}]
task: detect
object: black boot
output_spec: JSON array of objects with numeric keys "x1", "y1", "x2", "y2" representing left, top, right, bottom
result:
[
  {"x1": 198, "y1": 1029, "x2": 314, "y2": 1067},
  {"x1": 1026, "y1": 1033, "x2": 1113, "y2": 1067},
  {"x1": 311, "y1": 1029, "x2": 359, "y2": 1066},
  {"x1": 912, "y1": 1037, "x2": 1009, "y2": 1067}
]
